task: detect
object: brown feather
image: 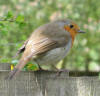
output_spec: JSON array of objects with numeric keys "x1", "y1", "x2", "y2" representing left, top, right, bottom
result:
[{"x1": 13, "y1": 39, "x2": 29, "y2": 58}]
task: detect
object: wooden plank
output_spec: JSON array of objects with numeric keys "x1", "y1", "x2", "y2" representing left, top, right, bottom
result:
[
  {"x1": 0, "y1": 63, "x2": 10, "y2": 71},
  {"x1": 0, "y1": 63, "x2": 100, "y2": 96}
]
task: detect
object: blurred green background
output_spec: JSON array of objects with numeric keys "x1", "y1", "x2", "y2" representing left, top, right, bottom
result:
[{"x1": 0, "y1": 0, "x2": 100, "y2": 71}]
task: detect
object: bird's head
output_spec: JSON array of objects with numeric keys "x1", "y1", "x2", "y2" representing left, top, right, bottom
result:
[{"x1": 56, "y1": 19, "x2": 85, "y2": 42}]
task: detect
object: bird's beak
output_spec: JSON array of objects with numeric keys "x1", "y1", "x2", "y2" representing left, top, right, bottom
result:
[{"x1": 77, "y1": 30, "x2": 85, "y2": 33}]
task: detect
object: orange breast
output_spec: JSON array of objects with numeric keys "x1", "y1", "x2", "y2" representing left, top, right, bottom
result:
[{"x1": 64, "y1": 26, "x2": 77, "y2": 47}]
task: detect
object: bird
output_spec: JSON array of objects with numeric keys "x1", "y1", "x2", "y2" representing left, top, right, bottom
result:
[{"x1": 6, "y1": 19, "x2": 85, "y2": 79}]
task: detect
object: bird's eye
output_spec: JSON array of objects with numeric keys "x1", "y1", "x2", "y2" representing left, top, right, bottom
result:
[{"x1": 69, "y1": 24, "x2": 74, "y2": 28}]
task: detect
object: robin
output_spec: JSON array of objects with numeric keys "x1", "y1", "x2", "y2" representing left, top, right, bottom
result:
[{"x1": 6, "y1": 19, "x2": 85, "y2": 79}]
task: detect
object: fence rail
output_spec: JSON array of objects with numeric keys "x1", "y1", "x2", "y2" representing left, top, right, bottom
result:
[{"x1": 0, "y1": 63, "x2": 100, "y2": 96}]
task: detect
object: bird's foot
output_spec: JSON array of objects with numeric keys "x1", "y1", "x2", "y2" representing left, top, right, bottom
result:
[
  {"x1": 55, "y1": 69, "x2": 69, "y2": 77},
  {"x1": 38, "y1": 67, "x2": 44, "y2": 71}
]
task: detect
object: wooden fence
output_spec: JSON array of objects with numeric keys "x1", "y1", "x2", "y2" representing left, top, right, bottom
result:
[{"x1": 0, "y1": 63, "x2": 100, "y2": 96}]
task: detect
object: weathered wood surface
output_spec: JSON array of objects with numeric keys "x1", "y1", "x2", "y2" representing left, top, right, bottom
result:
[{"x1": 0, "y1": 63, "x2": 100, "y2": 96}]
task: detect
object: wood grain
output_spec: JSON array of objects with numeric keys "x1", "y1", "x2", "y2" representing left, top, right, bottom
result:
[{"x1": 0, "y1": 63, "x2": 100, "y2": 96}]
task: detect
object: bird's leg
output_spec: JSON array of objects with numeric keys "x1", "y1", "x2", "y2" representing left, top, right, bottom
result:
[
  {"x1": 56, "y1": 69, "x2": 69, "y2": 77},
  {"x1": 37, "y1": 63, "x2": 44, "y2": 71},
  {"x1": 51, "y1": 65, "x2": 69, "y2": 77}
]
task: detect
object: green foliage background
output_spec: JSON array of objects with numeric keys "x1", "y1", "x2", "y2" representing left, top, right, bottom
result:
[{"x1": 0, "y1": 0, "x2": 100, "y2": 71}]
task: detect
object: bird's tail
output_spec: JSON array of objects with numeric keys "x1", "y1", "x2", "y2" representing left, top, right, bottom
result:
[
  {"x1": 5, "y1": 52, "x2": 31, "y2": 80},
  {"x1": 5, "y1": 67, "x2": 20, "y2": 80}
]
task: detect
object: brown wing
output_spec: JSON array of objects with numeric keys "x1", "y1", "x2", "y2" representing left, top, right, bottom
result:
[{"x1": 25, "y1": 38, "x2": 60, "y2": 57}]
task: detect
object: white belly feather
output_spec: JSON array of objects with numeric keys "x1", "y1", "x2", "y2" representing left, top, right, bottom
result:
[{"x1": 35, "y1": 39, "x2": 72, "y2": 66}]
